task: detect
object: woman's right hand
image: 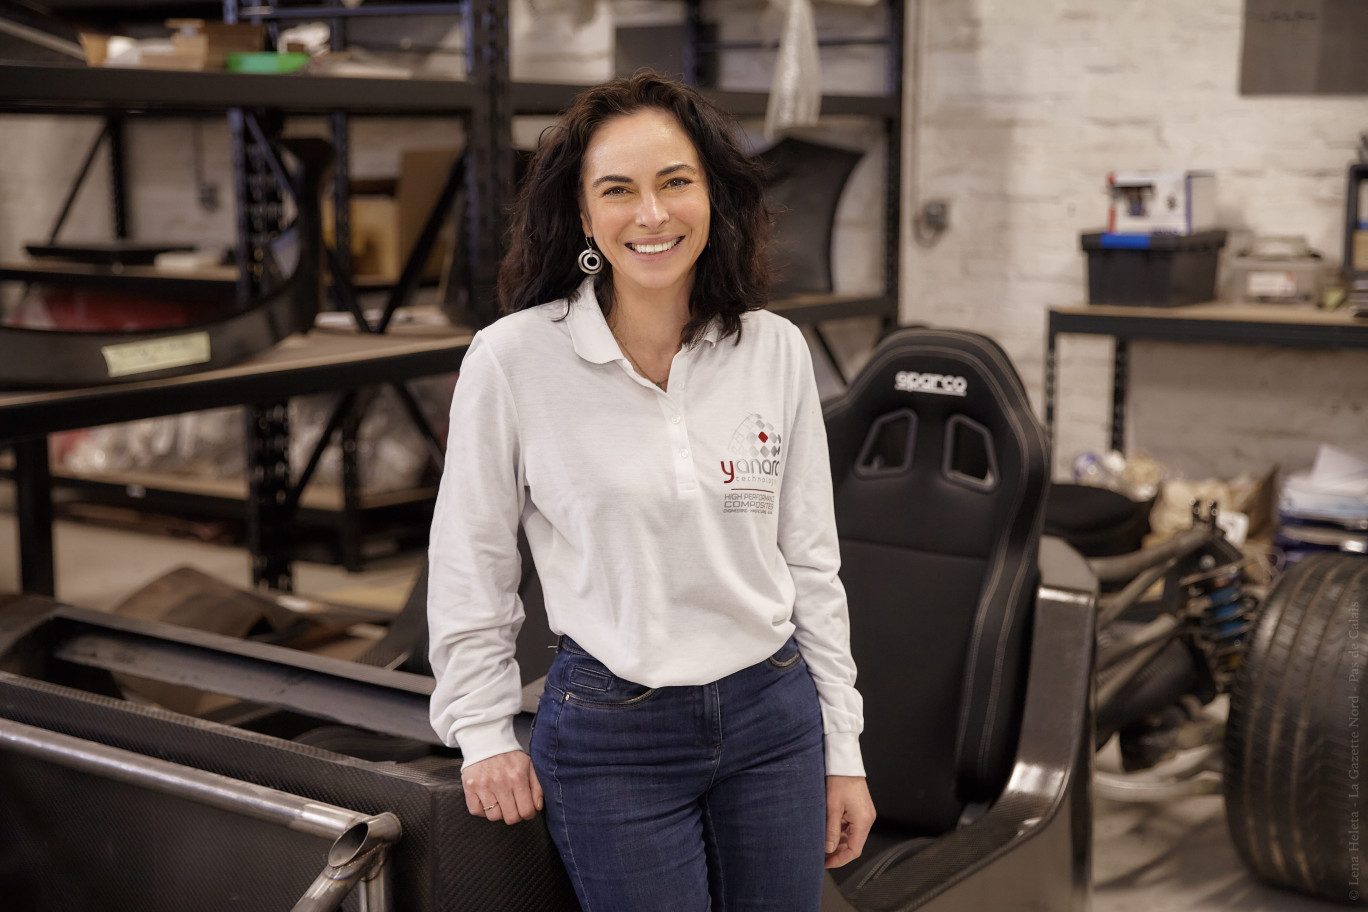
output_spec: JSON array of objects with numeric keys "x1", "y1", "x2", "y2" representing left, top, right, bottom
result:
[{"x1": 461, "y1": 749, "x2": 544, "y2": 824}]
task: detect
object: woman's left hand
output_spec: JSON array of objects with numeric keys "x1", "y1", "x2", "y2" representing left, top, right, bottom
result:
[{"x1": 824, "y1": 775, "x2": 876, "y2": 868}]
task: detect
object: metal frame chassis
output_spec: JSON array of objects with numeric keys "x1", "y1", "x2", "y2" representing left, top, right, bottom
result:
[{"x1": 9, "y1": 601, "x2": 440, "y2": 743}]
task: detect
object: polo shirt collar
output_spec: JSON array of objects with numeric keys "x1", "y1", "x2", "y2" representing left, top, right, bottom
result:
[
  {"x1": 565, "y1": 277, "x2": 723, "y2": 363},
  {"x1": 566, "y1": 279, "x2": 622, "y2": 365}
]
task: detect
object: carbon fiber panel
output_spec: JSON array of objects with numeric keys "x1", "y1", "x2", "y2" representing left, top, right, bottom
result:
[
  {"x1": 1, "y1": 748, "x2": 343, "y2": 911},
  {"x1": 0, "y1": 672, "x2": 579, "y2": 911}
]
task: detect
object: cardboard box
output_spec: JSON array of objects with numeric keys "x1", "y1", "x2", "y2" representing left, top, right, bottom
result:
[
  {"x1": 79, "y1": 21, "x2": 263, "y2": 71},
  {"x1": 322, "y1": 146, "x2": 462, "y2": 283},
  {"x1": 1108, "y1": 170, "x2": 1217, "y2": 235},
  {"x1": 165, "y1": 19, "x2": 264, "y2": 70}
]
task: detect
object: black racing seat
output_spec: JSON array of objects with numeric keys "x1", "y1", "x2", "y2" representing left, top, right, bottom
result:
[{"x1": 819, "y1": 327, "x2": 1097, "y2": 912}]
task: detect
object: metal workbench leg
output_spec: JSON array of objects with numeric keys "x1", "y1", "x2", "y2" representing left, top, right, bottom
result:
[
  {"x1": 1045, "y1": 328, "x2": 1057, "y2": 449},
  {"x1": 13, "y1": 438, "x2": 55, "y2": 596},
  {"x1": 1111, "y1": 338, "x2": 1128, "y2": 452}
]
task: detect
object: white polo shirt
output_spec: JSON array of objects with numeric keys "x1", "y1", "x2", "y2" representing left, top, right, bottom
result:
[{"x1": 427, "y1": 279, "x2": 865, "y2": 777}]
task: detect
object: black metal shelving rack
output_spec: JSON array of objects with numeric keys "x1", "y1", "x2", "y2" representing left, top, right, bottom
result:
[
  {"x1": 0, "y1": 1, "x2": 507, "y2": 588},
  {"x1": 0, "y1": 0, "x2": 904, "y2": 591}
]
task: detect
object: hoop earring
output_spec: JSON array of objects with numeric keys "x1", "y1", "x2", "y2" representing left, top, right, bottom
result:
[{"x1": 577, "y1": 236, "x2": 603, "y2": 276}]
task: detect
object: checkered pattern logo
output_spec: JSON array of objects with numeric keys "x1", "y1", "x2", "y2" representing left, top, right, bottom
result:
[{"x1": 730, "y1": 414, "x2": 782, "y2": 460}]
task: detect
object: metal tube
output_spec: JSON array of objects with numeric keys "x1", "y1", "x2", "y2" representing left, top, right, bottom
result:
[
  {"x1": 1094, "y1": 768, "x2": 1222, "y2": 803},
  {"x1": 294, "y1": 815, "x2": 401, "y2": 912},
  {"x1": 1087, "y1": 524, "x2": 1211, "y2": 584},
  {"x1": 0, "y1": 718, "x2": 390, "y2": 840},
  {"x1": 696, "y1": 37, "x2": 894, "y2": 52},
  {"x1": 239, "y1": 3, "x2": 467, "y2": 19},
  {"x1": 363, "y1": 857, "x2": 392, "y2": 912},
  {"x1": 1096, "y1": 556, "x2": 1178, "y2": 629},
  {"x1": 47, "y1": 121, "x2": 109, "y2": 243}
]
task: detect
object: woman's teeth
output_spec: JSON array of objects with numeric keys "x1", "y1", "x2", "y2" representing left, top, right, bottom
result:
[{"x1": 628, "y1": 238, "x2": 682, "y2": 255}]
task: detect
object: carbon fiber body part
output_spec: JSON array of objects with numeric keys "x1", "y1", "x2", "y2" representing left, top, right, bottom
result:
[{"x1": 0, "y1": 138, "x2": 328, "y2": 389}]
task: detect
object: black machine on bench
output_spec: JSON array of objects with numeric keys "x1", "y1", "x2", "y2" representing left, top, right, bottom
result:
[{"x1": 0, "y1": 327, "x2": 1099, "y2": 911}]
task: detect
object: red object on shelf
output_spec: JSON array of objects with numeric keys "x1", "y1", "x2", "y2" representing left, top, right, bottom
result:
[{"x1": 7, "y1": 286, "x2": 233, "y2": 331}]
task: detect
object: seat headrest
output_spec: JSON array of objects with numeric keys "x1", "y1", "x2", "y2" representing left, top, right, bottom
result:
[{"x1": 825, "y1": 328, "x2": 1045, "y2": 559}]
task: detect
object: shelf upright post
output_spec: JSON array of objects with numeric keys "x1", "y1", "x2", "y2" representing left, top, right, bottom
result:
[
  {"x1": 1111, "y1": 338, "x2": 1128, "y2": 453},
  {"x1": 107, "y1": 116, "x2": 130, "y2": 240},
  {"x1": 1045, "y1": 318, "x2": 1058, "y2": 446},
  {"x1": 883, "y1": 0, "x2": 903, "y2": 329},
  {"x1": 242, "y1": 114, "x2": 294, "y2": 592},
  {"x1": 339, "y1": 391, "x2": 366, "y2": 571},
  {"x1": 224, "y1": 0, "x2": 297, "y2": 591},
  {"x1": 465, "y1": 0, "x2": 512, "y2": 328},
  {"x1": 327, "y1": 0, "x2": 354, "y2": 323},
  {"x1": 683, "y1": 0, "x2": 704, "y2": 86},
  {"x1": 14, "y1": 438, "x2": 55, "y2": 596},
  {"x1": 323, "y1": 0, "x2": 371, "y2": 561}
]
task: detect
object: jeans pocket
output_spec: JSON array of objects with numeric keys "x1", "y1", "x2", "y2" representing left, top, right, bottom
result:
[
  {"x1": 766, "y1": 637, "x2": 802, "y2": 670},
  {"x1": 563, "y1": 664, "x2": 657, "y2": 708}
]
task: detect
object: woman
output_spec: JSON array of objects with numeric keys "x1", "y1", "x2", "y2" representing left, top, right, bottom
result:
[{"x1": 428, "y1": 70, "x2": 874, "y2": 911}]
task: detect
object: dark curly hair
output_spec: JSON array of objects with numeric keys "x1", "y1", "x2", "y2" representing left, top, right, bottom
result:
[{"x1": 497, "y1": 70, "x2": 773, "y2": 346}]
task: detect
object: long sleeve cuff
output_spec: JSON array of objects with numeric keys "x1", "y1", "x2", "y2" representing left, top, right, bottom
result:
[
  {"x1": 454, "y1": 717, "x2": 523, "y2": 768},
  {"x1": 824, "y1": 731, "x2": 866, "y2": 778}
]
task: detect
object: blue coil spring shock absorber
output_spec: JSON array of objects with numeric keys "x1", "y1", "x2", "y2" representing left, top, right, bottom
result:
[{"x1": 1185, "y1": 560, "x2": 1256, "y2": 687}]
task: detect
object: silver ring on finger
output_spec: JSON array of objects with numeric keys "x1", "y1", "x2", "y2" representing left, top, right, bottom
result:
[{"x1": 483, "y1": 803, "x2": 498, "y2": 811}]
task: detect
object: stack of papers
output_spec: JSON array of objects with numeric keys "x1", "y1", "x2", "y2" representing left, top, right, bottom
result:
[{"x1": 1280, "y1": 444, "x2": 1368, "y2": 527}]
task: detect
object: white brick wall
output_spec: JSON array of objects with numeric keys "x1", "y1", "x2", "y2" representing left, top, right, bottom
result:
[{"x1": 903, "y1": 0, "x2": 1368, "y2": 480}]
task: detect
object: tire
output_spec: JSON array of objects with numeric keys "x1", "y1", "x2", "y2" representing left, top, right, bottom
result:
[{"x1": 1224, "y1": 553, "x2": 1368, "y2": 905}]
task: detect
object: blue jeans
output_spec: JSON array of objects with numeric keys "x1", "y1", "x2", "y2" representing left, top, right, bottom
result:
[{"x1": 530, "y1": 636, "x2": 827, "y2": 912}]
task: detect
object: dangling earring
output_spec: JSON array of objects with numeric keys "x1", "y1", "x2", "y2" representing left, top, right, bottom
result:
[{"x1": 577, "y1": 236, "x2": 603, "y2": 275}]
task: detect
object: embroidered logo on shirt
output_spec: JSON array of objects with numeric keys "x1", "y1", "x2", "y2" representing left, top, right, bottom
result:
[{"x1": 721, "y1": 414, "x2": 782, "y2": 515}]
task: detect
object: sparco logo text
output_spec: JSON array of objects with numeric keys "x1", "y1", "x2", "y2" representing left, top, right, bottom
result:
[{"x1": 894, "y1": 371, "x2": 968, "y2": 397}]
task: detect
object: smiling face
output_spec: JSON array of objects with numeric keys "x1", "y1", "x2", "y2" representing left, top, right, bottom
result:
[{"x1": 579, "y1": 107, "x2": 711, "y2": 309}]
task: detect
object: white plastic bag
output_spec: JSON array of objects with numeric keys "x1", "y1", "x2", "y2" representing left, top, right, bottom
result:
[{"x1": 765, "y1": 0, "x2": 822, "y2": 139}]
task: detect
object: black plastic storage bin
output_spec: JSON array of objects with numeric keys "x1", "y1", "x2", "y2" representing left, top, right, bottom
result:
[{"x1": 1081, "y1": 230, "x2": 1227, "y2": 306}]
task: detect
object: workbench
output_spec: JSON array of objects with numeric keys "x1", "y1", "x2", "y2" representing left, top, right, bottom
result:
[{"x1": 1046, "y1": 302, "x2": 1368, "y2": 452}]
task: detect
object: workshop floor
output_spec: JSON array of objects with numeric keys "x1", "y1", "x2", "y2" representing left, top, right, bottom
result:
[{"x1": 0, "y1": 484, "x2": 1346, "y2": 911}]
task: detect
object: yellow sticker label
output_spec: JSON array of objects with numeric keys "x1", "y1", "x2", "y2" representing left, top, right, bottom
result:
[{"x1": 101, "y1": 332, "x2": 212, "y2": 378}]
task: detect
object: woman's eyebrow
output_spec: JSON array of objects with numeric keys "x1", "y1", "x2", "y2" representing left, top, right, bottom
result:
[{"x1": 590, "y1": 163, "x2": 698, "y2": 189}]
